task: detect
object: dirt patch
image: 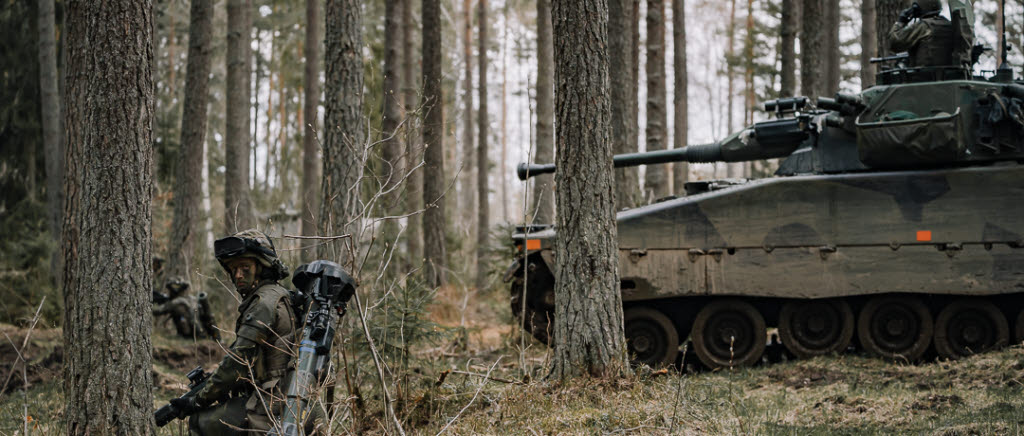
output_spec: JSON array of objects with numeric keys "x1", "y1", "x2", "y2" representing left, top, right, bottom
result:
[
  {"x1": 909, "y1": 394, "x2": 963, "y2": 411},
  {"x1": 766, "y1": 364, "x2": 845, "y2": 389}
]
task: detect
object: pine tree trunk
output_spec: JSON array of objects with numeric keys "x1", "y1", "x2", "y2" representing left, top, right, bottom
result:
[
  {"x1": 38, "y1": 0, "x2": 64, "y2": 284},
  {"x1": 461, "y1": 0, "x2": 476, "y2": 244},
  {"x1": 168, "y1": 0, "x2": 213, "y2": 281},
  {"x1": 225, "y1": 0, "x2": 254, "y2": 233},
  {"x1": 800, "y1": 0, "x2": 823, "y2": 101},
  {"x1": 320, "y1": 0, "x2": 364, "y2": 268},
  {"x1": 876, "y1": 0, "x2": 902, "y2": 58},
  {"x1": 861, "y1": 0, "x2": 877, "y2": 87},
  {"x1": 744, "y1": 0, "x2": 754, "y2": 124},
  {"x1": 645, "y1": 0, "x2": 668, "y2": 200},
  {"x1": 381, "y1": 0, "x2": 404, "y2": 248},
  {"x1": 551, "y1": 0, "x2": 628, "y2": 380},
  {"x1": 422, "y1": 0, "x2": 448, "y2": 287},
  {"x1": 476, "y1": 0, "x2": 490, "y2": 289},
  {"x1": 671, "y1": 0, "x2": 688, "y2": 195},
  {"x1": 780, "y1": 0, "x2": 798, "y2": 96},
  {"x1": 402, "y1": 0, "x2": 423, "y2": 266},
  {"x1": 302, "y1": 0, "x2": 322, "y2": 242},
  {"x1": 533, "y1": 0, "x2": 556, "y2": 223},
  {"x1": 62, "y1": 1, "x2": 155, "y2": 433},
  {"x1": 383, "y1": 0, "x2": 403, "y2": 188},
  {"x1": 823, "y1": 0, "x2": 840, "y2": 96}
]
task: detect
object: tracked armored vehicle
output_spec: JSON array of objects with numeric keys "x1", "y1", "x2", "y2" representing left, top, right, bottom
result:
[{"x1": 507, "y1": 3, "x2": 1024, "y2": 369}]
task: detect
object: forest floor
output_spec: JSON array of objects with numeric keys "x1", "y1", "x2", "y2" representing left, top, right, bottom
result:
[{"x1": 3, "y1": 295, "x2": 1024, "y2": 435}]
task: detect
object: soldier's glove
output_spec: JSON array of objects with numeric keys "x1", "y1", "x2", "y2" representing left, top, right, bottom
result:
[{"x1": 169, "y1": 397, "x2": 201, "y2": 415}]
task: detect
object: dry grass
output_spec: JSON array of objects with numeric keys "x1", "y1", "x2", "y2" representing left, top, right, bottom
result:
[{"x1": 5, "y1": 302, "x2": 1024, "y2": 435}]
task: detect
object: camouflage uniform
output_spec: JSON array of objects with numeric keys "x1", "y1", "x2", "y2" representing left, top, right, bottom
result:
[
  {"x1": 888, "y1": 0, "x2": 955, "y2": 67},
  {"x1": 186, "y1": 229, "x2": 307, "y2": 435},
  {"x1": 153, "y1": 277, "x2": 201, "y2": 338}
]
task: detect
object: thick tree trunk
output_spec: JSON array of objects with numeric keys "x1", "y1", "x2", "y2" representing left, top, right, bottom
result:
[
  {"x1": 168, "y1": 0, "x2": 213, "y2": 282},
  {"x1": 645, "y1": 0, "x2": 668, "y2": 200},
  {"x1": 861, "y1": 0, "x2": 877, "y2": 88},
  {"x1": 225, "y1": 0, "x2": 254, "y2": 233},
  {"x1": 62, "y1": 1, "x2": 155, "y2": 433},
  {"x1": 422, "y1": 0, "x2": 448, "y2": 287},
  {"x1": 403, "y1": 0, "x2": 423, "y2": 266},
  {"x1": 551, "y1": 0, "x2": 628, "y2": 380},
  {"x1": 320, "y1": 0, "x2": 364, "y2": 267},
  {"x1": 823, "y1": 0, "x2": 840, "y2": 96},
  {"x1": 461, "y1": 0, "x2": 476, "y2": 245},
  {"x1": 302, "y1": 0, "x2": 322, "y2": 243},
  {"x1": 800, "y1": 0, "x2": 823, "y2": 101},
  {"x1": 383, "y1": 0, "x2": 403, "y2": 189},
  {"x1": 476, "y1": 0, "x2": 490, "y2": 289},
  {"x1": 381, "y1": 0, "x2": 404, "y2": 249},
  {"x1": 780, "y1": 0, "x2": 798, "y2": 97},
  {"x1": 533, "y1": 0, "x2": 556, "y2": 223},
  {"x1": 672, "y1": 0, "x2": 688, "y2": 195},
  {"x1": 876, "y1": 0, "x2": 903, "y2": 58},
  {"x1": 38, "y1": 0, "x2": 63, "y2": 284}
]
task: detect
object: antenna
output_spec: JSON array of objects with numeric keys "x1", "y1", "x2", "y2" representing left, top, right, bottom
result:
[{"x1": 999, "y1": 0, "x2": 1010, "y2": 70}]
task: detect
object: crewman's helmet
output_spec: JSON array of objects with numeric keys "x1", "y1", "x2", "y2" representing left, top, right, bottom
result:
[
  {"x1": 214, "y1": 229, "x2": 289, "y2": 280},
  {"x1": 164, "y1": 276, "x2": 190, "y2": 297},
  {"x1": 916, "y1": 0, "x2": 942, "y2": 15}
]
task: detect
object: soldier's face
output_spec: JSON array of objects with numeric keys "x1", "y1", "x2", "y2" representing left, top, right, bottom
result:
[{"x1": 227, "y1": 258, "x2": 259, "y2": 292}]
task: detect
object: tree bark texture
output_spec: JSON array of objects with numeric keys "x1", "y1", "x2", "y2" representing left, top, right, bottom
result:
[
  {"x1": 168, "y1": 0, "x2": 213, "y2": 282},
  {"x1": 823, "y1": 0, "x2": 841, "y2": 96},
  {"x1": 225, "y1": 0, "x2": 254, "y2": 233},
  {"x1": 476, "y1": 0, "x2": 490, "y2": 289},
  {"x1": 861, "y1": 0, "x2": 877, "y2": 87},
  {"x1": 645, "y1": 0, "x2": 668, "y2": 200},
  {"x1": 779, "y1": 0, "x2": 798, "y2": 96},
  {"x1": 616, "y1": 0, "x2": 641, "y2": 209},
  {"x1": 302, "y1": 0, "x2": 322, "y2": 242},
  {"x1": 38, "y1": 0, "x2": 64, "y2": 284},
  {"x1": 672, "y1": 0, "x2": 688, "y2": 195},
  {"x1": 799, "y1": 0, "x2": 823, "y2": 101},
  {"x1": 320, "y1": 0, "x2": 364, "y2": 267},
  {"x1": 551, "y1": 0, "x2": 628, "y2": 380},
  {"x1": 532, "y1": 0, "x2": 556, "y2": 223},
  {"x1": 422, "y1": 0, "x2": 448, "y2": 287},
  {"x1": 403, "y1": 0, "x2": 424, "y2": 266},
  {"x1": 876, "y1": 0, "x2": 904, "y2": 58},
  {"x1": 383, "y1": 0, "x2": 404, "y2": 192},
  {"x1": 62, "y1": 0, "x2": 155, "y2": 433},
  {"x1": 461, "y1": 0, "x2": 476, "y2": 244}
]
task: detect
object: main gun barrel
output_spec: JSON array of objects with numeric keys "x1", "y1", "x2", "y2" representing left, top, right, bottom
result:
[{"x1": 517, "y1": 143, "x2": 720, "y2": 180}]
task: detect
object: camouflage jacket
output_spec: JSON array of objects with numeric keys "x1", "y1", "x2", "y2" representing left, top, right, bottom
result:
[
  {"x1": 195, "y1": 281, "x2": 296, "y2": 406},
  {"x1": 888, "y1": 16, "x2": 955, "y2": 67}
]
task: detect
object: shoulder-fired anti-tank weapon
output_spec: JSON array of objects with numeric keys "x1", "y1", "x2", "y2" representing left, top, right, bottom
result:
[{"x1": 270, "y1": 260, "x2": 356, "y2": 436}]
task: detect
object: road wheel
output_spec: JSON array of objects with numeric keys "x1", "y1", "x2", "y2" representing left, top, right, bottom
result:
[
  {"x1": 624, "y1": 307, "x2": 679, "y2": 367},
  {"x1": 934, "y1": 299, "x2": 1008, "y2": 359},
  {"x1": 510, "y1": 283, "x2": 554, "y2": 344},
  {"x1": 692, "y1": 299, "x2": 766, "y2": 369},
  {"x1": 1015, "y1": 309, "x2": 1024, "y2": 345},
  {"x1": 857, "y1": 295, "x2": 932, "y2": 361},
  {"x1": 779, "y1": 299, "x2": 854, "y2": 358}
]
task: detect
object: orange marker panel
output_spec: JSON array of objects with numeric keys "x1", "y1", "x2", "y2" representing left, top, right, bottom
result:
[
  {"x1": 525, "y1": 239, "x2": 541, "y2": 251},
  {"x1": 916, "y1": 230, "x2": 932, "y2": 242}
]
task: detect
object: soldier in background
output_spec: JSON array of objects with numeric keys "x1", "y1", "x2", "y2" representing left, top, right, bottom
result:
[
  {"x1": 153, "y1": 277, "x2": 220, "y2": 340},
  {"x1": 169, "y1": 229, "x2": 314, "y2": 435},
  {"x1": 889, "y1": 0, "x2": 956, "y2": 67}
]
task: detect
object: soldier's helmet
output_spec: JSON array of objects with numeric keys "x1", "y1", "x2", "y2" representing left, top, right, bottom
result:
[
  {"x1": 916, "y1": 0, "x2": 942, "y2": 14},
  {"x1": 164, "y1": 276, "x2": 190, "y2": 297},
  {"x1": 214, "y1": 229, "x2": 289, "y2": 280}
]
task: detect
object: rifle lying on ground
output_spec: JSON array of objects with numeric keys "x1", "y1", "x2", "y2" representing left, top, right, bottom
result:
[
  {"x1": 270, "y1": 260, "x2": 356, "y2": 436},
  {"x1": 154, "y1": 366, "x2": 211, "y2": 427}
]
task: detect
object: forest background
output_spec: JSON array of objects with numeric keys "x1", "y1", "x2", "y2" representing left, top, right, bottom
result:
[{"x1": 4, "y1": 0, "x2": 1024, "y2": 434}]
